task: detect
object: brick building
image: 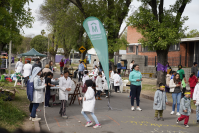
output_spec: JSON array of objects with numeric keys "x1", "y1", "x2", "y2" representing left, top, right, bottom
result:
[{"x1": 126, "y1": 26, "x2": 199, "y2": 67}]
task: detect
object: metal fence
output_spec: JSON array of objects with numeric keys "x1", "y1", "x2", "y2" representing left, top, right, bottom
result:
[{"x1": 146, "y1": 55, "x2": 199, "y2": 67}]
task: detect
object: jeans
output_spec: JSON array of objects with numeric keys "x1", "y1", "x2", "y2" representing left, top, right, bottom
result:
[
  {"x1": 81, "y1": 111, "x2": 99, "y2": 124},
  {"x1": 114, "y1": 86, "x2": 119, "y2": 92},
  {"x1": 95, "y1": 91, "x2": 102, "y2": 97},
  {"x1": 117, "y1": 69, "x2": 121, "y2": 74},
  {"x1": 131, "y1": 85, "x2": 141, "y2": 106},
  {"x1": 196, "y1": 105, "x2": 199, "y2": 121},
  {"x1": 31, "y1": 103, "x2": 39, "y2": 118},
  {"x1": 45, "y1": 88, "x2": 50, "y2": 106},
  {"x1": 105, "y1": 90, "x2": 108, "y2": 96},
  {"x1": 78, "y1": 71, "x2": 83, "y2": 82},
  {"x1": 60, "y1": 67, "x2": 63, "y2": 73},
  {"x1": 29, "y1": 103, "x2": 33, "y2": 113},
  {"x1": 172, "y1": 92, "x2": 182, "y2": 112}
]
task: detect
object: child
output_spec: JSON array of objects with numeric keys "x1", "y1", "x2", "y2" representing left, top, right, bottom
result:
[
  {"x1": 95, "y1": 72, "x2": 103, "y2": 100},
  {"x1": 170, "y1": 71, "x2": 176, "y2": 80},
  {"x1": 193, "y1": 78, "x2": 199, "y2": 123},
  {"x1": 78, "y1": 79, "x2": 101, "y2": 128},
  {"x1": 113, "y1": 71, "x2": 121, "y2": 93},
  {"x1": 177, "y1": 91, "x2": 191, "y2": 128},
  {"x1": 82, "y1": 71, "x2": 89, "y2": 93},
  {"x1": 153, "y1": 83, "x2": 168, "y2": 121},
  {"x1": 188, "y1": 72, "x2": 198, "y2": 98},
  {"x1": 45, "y1": 72, "x2": 55, "y2": 107},
  {"x1": 103, "y1": 77, "x2": 109, "y2": 98},
  {"x1": 93, "y1": 65, "x2": 99, "y2": 81},
  {"x1": 59, "y1": 70, "x2": 72, "y2": 118}
]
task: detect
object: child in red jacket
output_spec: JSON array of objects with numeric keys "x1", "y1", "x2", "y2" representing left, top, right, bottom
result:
[{"x1": 188, "y1": 73, "x2": 198, "y2": 98}]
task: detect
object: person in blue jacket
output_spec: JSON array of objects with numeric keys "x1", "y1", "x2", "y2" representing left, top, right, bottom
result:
[
  {"x1": 117, "y1": 61, "x2": 122, "y2": 74},
  {"x1": 129, "y1": 64, "x2": 142, "y2": 111}
]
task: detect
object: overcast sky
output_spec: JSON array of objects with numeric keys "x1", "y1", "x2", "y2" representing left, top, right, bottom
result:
[{"x1": 21, "y1": 0, "x2": 199, "y2": 37}]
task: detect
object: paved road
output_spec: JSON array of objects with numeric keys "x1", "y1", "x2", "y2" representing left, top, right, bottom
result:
[{"x1": 37, "y1": 71, "x2": 199, "y2": 133}]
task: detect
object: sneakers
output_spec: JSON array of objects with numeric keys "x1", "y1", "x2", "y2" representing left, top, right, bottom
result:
[
  {"x1": 85, "y1": 121, "x2": 93, "y2": 127},
  {"x1": 160, "y1": 117, "x2": 164, "y2": 121},
  {"x1": 131, "y1": 107, "x2": 135, "y2": 111},
  {"x1": 105, "y1": 96, "x2": 108, "y2": 98},
  {"x1": 136, "y1": 107, "x2": 142, "y2": 111},
  {"x1": 93, "y1": 124, "x2": 101, "y2": 128},
  {"x1": 154, "y1": 117, "x2": 159, "y2": 121},
  {"x1": 29, "y1": 117, "x2": 32, "y2": 121},
  {"x1": 62, "y1": 115, "x2": 68, "y2": 119},
  {"x1": 176, "y1": 119, "x2": 179, "y2": 123},
  {"x1": 170, "y1": 111, "x2": 175, "y2": 115},
  {"x1": 117, "y1": 91, "x2": 120, "y2": 93},
  {"x1": 176, "y1": 112, "x2": 181, "y2": 116},
  {"x1": 184, "y1": 125, "x2": 189, "y2": 128},
  {"x1": 32, "y1": 118, "x2": 41, "y2": 121}
]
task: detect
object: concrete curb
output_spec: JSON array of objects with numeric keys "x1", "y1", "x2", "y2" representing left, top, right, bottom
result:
[
  {"x1": 141, "y1": 93, "x2": 196, "y2": 114},
  {"x1": 34, "y1": 121, "x2": 40, "y2": 132}
]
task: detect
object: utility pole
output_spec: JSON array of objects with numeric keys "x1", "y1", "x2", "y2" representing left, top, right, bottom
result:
[{"x1": 8, "y1": 6, "x2": 12, "y2": 76}]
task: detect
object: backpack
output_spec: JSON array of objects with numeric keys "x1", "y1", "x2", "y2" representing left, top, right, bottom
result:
[{"x1": 27, "y1": 80, "x2": 34, "y2": 101}]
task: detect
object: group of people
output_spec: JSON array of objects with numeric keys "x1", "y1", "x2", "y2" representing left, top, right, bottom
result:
[
  {"x1": 18, "y1": 57, "x2": 199, "y2": 129},
  {"x1": 153, "y1": 62, "x2": 199, "y2": 128}
]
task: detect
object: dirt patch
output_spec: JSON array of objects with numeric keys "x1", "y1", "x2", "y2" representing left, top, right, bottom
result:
[{"x1": 21, "y1": 119, "x2": 35, "y2": 132}]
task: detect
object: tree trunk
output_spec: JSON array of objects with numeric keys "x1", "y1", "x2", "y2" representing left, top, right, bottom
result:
[{"x1": 156, "y1": 49, "x2": 169, "y2": 85}]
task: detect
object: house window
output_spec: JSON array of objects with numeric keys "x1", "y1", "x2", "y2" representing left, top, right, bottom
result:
[
  {"x1": 133, "y1": 46, "x2": 135, "y2": 52},
  {"x1": 169, "y1": 43, "x2": 180, "y2": 51},
  {"x1": 128, "y1": 46, "x2": 133, "y2": 53}
]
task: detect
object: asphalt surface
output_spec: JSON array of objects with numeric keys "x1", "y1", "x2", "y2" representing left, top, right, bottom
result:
[{"x1": 36, "y1": 71, "x2": 199, "y2": 133}]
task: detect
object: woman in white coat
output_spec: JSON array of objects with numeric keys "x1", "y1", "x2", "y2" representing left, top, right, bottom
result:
[
  {"x1": 15, "y1": 58, "x2": 23, "y2": 73},
  {"x1": 79, "y1": 79, "x2": 101, "y2": 128},
  {"x1": 59, "y1": 70, "x2": 72, "y2": 118},
  {"x1": 95, "y1": 72, "x2": 103, "y2": 100},
  {"x1": 30, "y1": 67, "x2": 46, "y2": 121}
]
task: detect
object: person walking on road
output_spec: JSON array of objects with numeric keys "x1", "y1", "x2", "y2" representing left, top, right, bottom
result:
[
  {"x1": 117, "y1": 61, "x2": 121, "y2": 74},
  {"x1": 60, "y1": 59, "x2": 64, "y2": 74},
  {"x1": 95, "y1": 72, "x2": 103, "y2": 100},
  {"x1": 177, "y1": 65, "x2": 187, "y2": 97},
  {"x1": 169, "y1": 73, "x2": 182, "y2": 116},
  {"x1": 15, "y1": 58, "x2": 23, "y2": 73},
  {"x1": 193, "y1": 78, "x2": 199, "y2": 123},
  {"x1": 23, "y1": 60, "x2": 32, "y2": 85},
  {"x1": 59, "y1": 69, "x2": 72, "y2": 118},
  {"x1": 113, "y1": 71, "x2": 121, "y2": 93},
  {"x1": 153, "y1": 83, "x2": 168, "y2": 121},
  {"x1": 176, "y1": 91, "x2": 191, "y2": 128},
  {"x1": 79, "y1": 79, "x2": 101, "y2": 128},
  {"x1": 191, "y1": 62, "x2": 198, "y2": 77},
  {"x1": 78, "y1": 61, "x2": 85, "y2": 82},
  {"x1": 93, "y1": 59, "x2": 97, "y2": 69},
  {"x1": 129, "y1": 64, "x2": 143, "y2": 111}
]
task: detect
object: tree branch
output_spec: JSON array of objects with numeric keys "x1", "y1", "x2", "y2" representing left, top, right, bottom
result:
[
  {"x1": 147, "y1": 0, "x2": 158, "y2": 20},
  {"x1": 159, "y1": 0, "x2": 163, "y2": 23},
  {"x1": 68, "y1": 0, "x2": 87, "y2": 18},
  {"x1": 174, "y1": 0, "x2": 189, "y2": 26}
]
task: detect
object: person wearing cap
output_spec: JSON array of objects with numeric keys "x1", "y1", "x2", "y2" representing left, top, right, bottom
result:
[
  {"x1": 176, "y1": 91, "x2": 191, "y2": 128},
  {"x1": 191, "y1": 62, "x2": 198, "y2": 77},
  {"x1": 153, "y1": 83, "x2": 168, "y2": 121}
]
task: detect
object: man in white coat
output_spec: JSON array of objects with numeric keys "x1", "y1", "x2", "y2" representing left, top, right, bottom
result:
[
  {"x1": 23, "y1": 60, "x2": 32, "y2": 85},
  {"x1": 113, "y1": 71, "x2": 121, "y2": 93},
  {"x1": 59, "y1": 70, "x2": 72, "y2": 118},
  {"x1": 15, "y1": 58, "x2": 23, "y2": 73}
]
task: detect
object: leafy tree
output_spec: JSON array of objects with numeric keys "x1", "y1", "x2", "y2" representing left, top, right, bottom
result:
[
  {"x1": 128, "y1": 0, "x2": 191, "y2": 85},
  {"x1": 0, "y1": 0, "x2": 34, "y2": 52},
  {"x1": 68, "y1": 0, "x2": 131, "y2": 67},
  {"x1": 41, "y1": 29, "x2": 46, "y2": 36},
  {"x1": 186, "y1": 29, "x2": 199, "y2": 38},
  {"x1": 16, "y1": 36, "x2": 32, "y2": 54},
  {"x1": 30, "y1": 35, "x2": 48, "y2": 53}
]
